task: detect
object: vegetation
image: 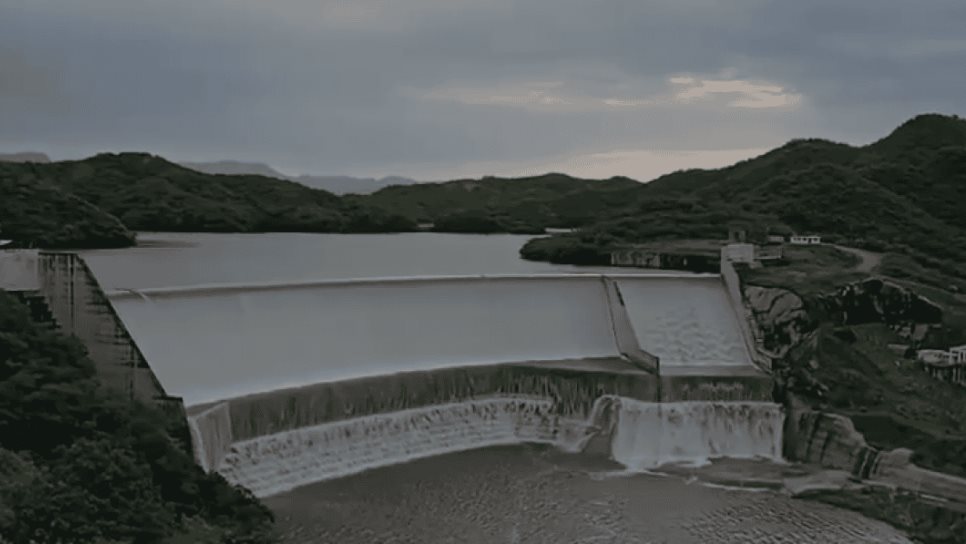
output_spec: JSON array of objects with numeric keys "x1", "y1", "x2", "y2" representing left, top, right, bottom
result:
[
  {"x1": 523, "y1": 114, "x2": 966, "y2": 276},
  {"x1": 0, "y1": 290, "x2": 276, "y2": 543},
  {"x1": 0, "y1": 165, "x2": 135, "y2": 248},
  {"x1": 4, "y1": 114, "x2": 964, "y2": 259},
  {"x1": 0, "y1": 154, "x2": 417, "y2": 248},
  {"x1": 361, "y1": 173, "x2": 641, "y2": 230}
]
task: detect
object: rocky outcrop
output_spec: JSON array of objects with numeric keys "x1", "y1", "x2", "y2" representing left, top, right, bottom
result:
[
  {"x1": 785, "y1": 396, "x2": 966, "y2": 507},
  {"x1": 743, "y1": 285, "x2": 815, "y2": 358},
  {"x1": 820, "y1": 278, "x2": 943, "y2": 328},
  {"x1": 742, "y1": 278, "x2": 943, "y2": 361},
  {"x1": 783, "y1": 395, "x2": 872, "y2": 472}
]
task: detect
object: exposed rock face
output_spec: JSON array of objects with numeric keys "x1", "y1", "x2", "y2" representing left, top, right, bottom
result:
[
  {"x1": 820, "y1": 278, "x2": 943, "y2": 328},
  {"x1": 743, "y1": 285, "x2": 814, "y2": 358},
  {"x1": 742, "y1": 278, "x2": 943, "y2": 361},
  {"x1": 783, "y1": 395, "x2": 871, "y2": 472}
]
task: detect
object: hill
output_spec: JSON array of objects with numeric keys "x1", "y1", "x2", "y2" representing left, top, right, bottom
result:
[
  {"x1": 3, "y1": 113, "x2": 965, "y2": 254},
  {"x1": 361, "y1": 173, "x2": 642, "y2": 232},
  {"x1": 180, "y1": 160, "x2": 289, "y2": 180},
  {"x1": 180, "y1": 160, "x2": 420, "y2": 195},
  {"x1": 0, "y1": 162, "x2": 136, "y2": 248},
  {"x1": 0, "y1": 153, "x2": 418, "y2": 247},
  {"x1": 293, "y1": 174, "x2": 420, "y2": 195},
  {"x1": 522, "y1": 113, "x2": 966, "y2": 271}
]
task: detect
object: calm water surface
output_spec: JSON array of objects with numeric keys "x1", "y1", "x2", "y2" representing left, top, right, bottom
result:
[{"x1": 80, "y1": 231, "x2": 640, "y2": 290}]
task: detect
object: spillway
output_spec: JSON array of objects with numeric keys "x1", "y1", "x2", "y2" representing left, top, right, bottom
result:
[
  {"x1": 195, "y1": 395, "x2": 782, "y2": 498},
  {"x1": 99, "y1": 271, "x2": 778, "y2": 495},
  {"x1": 618, "y1": 276, "x2": 751, "y2": 368},
  {"x1": 111, "y1": 276, "x2": 626, "y2": 406}
]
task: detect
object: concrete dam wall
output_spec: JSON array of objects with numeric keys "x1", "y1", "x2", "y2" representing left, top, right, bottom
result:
[{"x1": 96, "y1": 271, "x2": 778, "y2": 495}]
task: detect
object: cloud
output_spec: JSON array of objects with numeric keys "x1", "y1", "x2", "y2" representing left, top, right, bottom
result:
[
  {"x1": 670, "y1": 76, "x2": 802, "y2": 109},
  {"x1": 0, "y1": 0, "x2": 963, "y2": 178},
  {"x1": 417, "y1": 74, "x2": 801, "y2": 112}
]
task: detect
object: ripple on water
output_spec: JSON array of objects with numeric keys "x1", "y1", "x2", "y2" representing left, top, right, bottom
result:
[{"x1": 264, "y1": 445, "x2": 910, "y2": 544}]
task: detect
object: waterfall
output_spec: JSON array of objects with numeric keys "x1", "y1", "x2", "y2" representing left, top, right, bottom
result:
[
  {"x1": 218, "y1": 396, "x2": 589, "y2": 497},
  {"x1": 610, "y1": 399, "x2": 784, "y2": 470},
  {"x1": 188, "y1": 402, "x2": 233, "y2": 473},
  {"x1": 205, "y1": 395, "x2": 783, "y2": 498}
]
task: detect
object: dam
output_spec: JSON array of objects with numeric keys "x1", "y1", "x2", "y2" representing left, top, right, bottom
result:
[
  {"x1": 102, "y1": 267, "x2": 778, "y2": 497},
  {"x1": 0, "y1": 234, "x2": 921, "y2": 542},
  {"x1": 1, "y1": 240, "x2": 780, "y2": 497}
]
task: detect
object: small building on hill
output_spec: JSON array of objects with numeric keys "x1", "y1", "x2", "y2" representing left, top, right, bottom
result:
[{"x1": 790, "y1": 234, "x2": 822, "y2": 245}]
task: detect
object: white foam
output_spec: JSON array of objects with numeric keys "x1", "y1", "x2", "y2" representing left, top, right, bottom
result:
[
  {"x1": 208, "y1": 396, "x2": 784, "y2": 498},
  {"x1": 610, "y1": 400, "x2": 783, "y2": 471},
  {"x1": 218, "y1": 396, "x2": 597, "y2": 497}
]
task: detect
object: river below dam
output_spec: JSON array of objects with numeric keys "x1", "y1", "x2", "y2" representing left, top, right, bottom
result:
[
  {"x1": 80, "y1": 232, "x2": 912, "y2": 542},
  {"x1": 266, "y1": 445, "x2": 909, "y2": 544}
]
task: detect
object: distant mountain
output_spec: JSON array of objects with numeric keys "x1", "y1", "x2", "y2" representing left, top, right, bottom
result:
[
  {"x1": 293, "y1": 175, "x2": 419, "y2": 195},
  {"x1": 180, "y1": 160, "x2": 289, "y2": 179},
  {"x1": 5, "y1": 113, "x2": 966, "y2": 258},
  {"x1": 180, "y1": 160, "x2": 418, "y2": 195},
  {"x1": 0, "y1": 152, "x2": 50, "y2": 163}
]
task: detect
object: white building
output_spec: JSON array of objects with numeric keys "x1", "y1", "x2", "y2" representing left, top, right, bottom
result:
[
  {"x1": 790, "y1": 235, "x2": 822, "y2": 245},
  {"x1": 951, "y1": 345, "x2": 966, "y2": 364},
  {"x1": 917, "y1": 349, "x2": 955, "y2": 365},
  {"x1": 766, "y1": 234, "x2": 786, "y2": 244}
]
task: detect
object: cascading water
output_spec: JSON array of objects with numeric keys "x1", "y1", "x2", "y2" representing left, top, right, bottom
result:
[
  {"x1": 187, "y1": 402, "x2": 233, "y2": 473},
  {"x1": 199, "y1": 394, "x2": 784, "y2": 498},
  {"x1": 610, "y1": 399, "x2": 784, "y2": 470},
  {"x1": 217, "y1": 396, "x2": 594, "y2": 497}
]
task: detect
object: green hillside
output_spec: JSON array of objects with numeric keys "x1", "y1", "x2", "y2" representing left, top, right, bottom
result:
[
  {"x1": 360, "y1": 173, "x2": 641, "y2": 230},
  {"x1": 1, "y1": 154, "x2": 417, "y2": 247},
  {"x1": 522, "y1": 113, "x2": 966, "y2": 270},
  {"x1": 3, "y1": 113, "x2": 964, "y2": 261}
]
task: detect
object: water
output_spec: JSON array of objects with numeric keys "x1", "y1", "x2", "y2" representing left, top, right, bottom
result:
[
  {"x1": 79, "y1": 232, "x2": 638, "y2": 290},
  {"x1": 266, "y1": 446, "x2": 912, "y2": 544},
  {"x1": 207, "y1": 396, "x2": 784, "y2": 499},
  {"x1": 619, "y1": 278, "x2": 751, "y2": 367},
  {"x1": 611, "y1": 400, "x2": 782, "y2": 470}
]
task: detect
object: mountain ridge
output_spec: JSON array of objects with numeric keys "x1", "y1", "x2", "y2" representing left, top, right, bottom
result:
[{"x1": 179, "y1": 160, "x2": 420, "y2": 195}]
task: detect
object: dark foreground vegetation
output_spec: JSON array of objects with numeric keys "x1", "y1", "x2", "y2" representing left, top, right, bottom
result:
[{"x1": 0, "y1": 291, "x2": 276, "y2": 543}]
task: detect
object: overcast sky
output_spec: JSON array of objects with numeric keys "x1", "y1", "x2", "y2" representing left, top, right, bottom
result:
[{"x1": 2, "y1": 1, "x2": 964, "y2": 181}]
